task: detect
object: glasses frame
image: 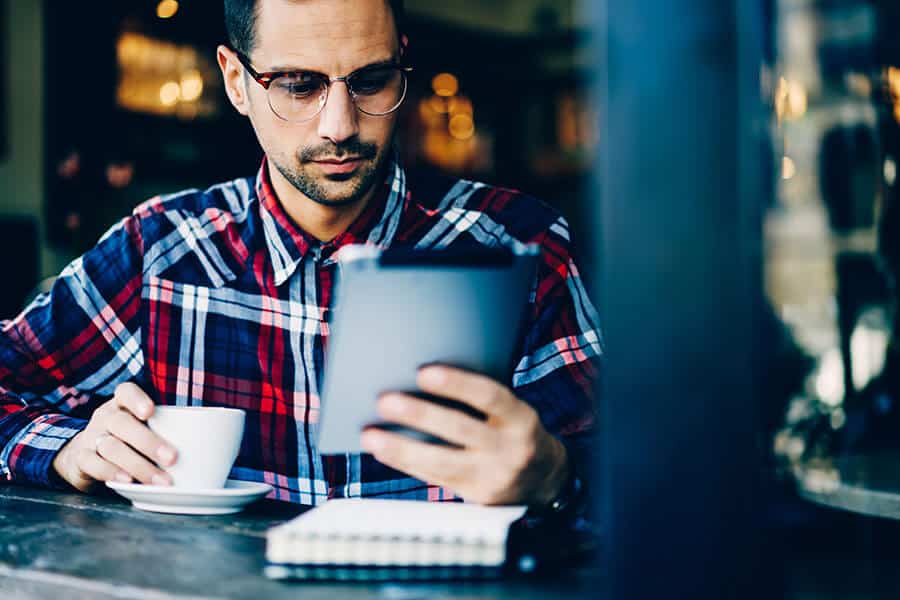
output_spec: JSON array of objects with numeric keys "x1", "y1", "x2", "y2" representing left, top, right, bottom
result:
[{"x1": 235, "y1": 51, "x2": 413, "y2": 123}]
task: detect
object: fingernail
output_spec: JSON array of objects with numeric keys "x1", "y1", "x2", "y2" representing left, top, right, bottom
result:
[
  {"x1": 139, "y1": 404, "x2": 151, "y2": 419},
  {"x1": 157, "y1": 446, "x2": 176, "y2": 465},
  {"x1": 380, "y1": 395, "x2": 403, "y2": 413},
  {"x1": 361, "y1": 431, "x2": 384, "y2": 452},
  {"x1": 419, "y1": 367, "x2": 445, "y2": 386},
  {"x1": 152, "y1": 474, "x2": 171, "y2": 486},
  {"x1": 115, "y1": 472, "x2": 132, "y2": 483}
]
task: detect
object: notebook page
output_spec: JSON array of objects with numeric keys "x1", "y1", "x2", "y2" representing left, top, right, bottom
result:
[{"x1": 270, "y1": 498, "x2": 528, "y2": 546}]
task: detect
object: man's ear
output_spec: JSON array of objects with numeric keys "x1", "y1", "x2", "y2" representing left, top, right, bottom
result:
[{"x1": 217, "y1": 45, "x2": 250, "y2": 117}]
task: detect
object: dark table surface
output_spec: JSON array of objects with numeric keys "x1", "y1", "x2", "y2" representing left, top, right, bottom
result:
[
  {"x1": 0, "y1": 484, "x2": 600, "y2": 599},
  {"x1": 796, "y1": 453, "x2": 900, "y2": 520}
]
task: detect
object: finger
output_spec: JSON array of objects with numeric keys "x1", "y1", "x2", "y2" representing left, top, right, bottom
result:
[
  {"x1": 360, "y1": 427, "x2": 469, "y2": 485},
  {"x1": 114, "y1": 382, "x2": 155, "y2": 421},
  {"x1": 417, "y1": 366, "x2": 521, "y2": 420},
  {"x1": 377, "y1": 393, "x2": 495, "y2": 449},
  {"x1": 106, "y1": 409, "x2": 178, "y2": 467},
  {"x1": 76, "y1": 447, "x2": 132, "y2": 485},
  {"x1": 95, "y1": 433, "x2": 172, "y2": 486}
]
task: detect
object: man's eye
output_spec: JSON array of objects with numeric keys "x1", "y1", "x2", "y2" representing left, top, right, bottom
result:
[
  {"x1": 351, "y1": 69, "x2": 394, "y2": 95},
  {"x1": 277, "y1": 76, "x2": 321, "y2": 97}
]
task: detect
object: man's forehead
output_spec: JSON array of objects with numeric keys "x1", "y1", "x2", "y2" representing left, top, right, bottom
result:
[{"x1": 254, "y1": 0, "x2": 397, "y2": 71}]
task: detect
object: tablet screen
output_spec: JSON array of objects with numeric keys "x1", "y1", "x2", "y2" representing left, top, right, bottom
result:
[{"x1": 316, "y1": 245, "x2": 539, "y2": 454}]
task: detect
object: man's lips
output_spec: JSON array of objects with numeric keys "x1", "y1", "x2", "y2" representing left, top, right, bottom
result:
[
  {"x1": 312, "y1": 156, "x2": 366, "y2": 175},
  {"x1": 313, "y1": 156, "x2": 364, "y2": 164}
]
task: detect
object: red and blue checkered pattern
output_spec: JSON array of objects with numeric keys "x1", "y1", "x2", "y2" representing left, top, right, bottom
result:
[{"x1": 1, "y1": 157, "x2": 601, "y2": 505}]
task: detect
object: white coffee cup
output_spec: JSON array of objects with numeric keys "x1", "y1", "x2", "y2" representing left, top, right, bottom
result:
[{"x1": 147, "y1": 406, "x2": 246, "y2": 489}]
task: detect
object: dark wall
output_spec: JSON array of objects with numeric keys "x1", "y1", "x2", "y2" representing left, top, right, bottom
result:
[
  {"x1": 0, "y1": 216, "x2": 38, "y2": 317},
  {"x1": 0, "y1": 0, "x2": 6, "y2": 159}
]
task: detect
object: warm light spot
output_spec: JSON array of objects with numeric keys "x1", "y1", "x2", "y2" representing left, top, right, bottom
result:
[
  {"x1": 423, "y1": 129, "x2": 449, "y2": 164},
  {"x1": 117, "y1": 33, "x2": 141, "y2": 64},
  {"x1": 160, "y1": 81, "x2": 181, "y2": 106},
  {"x1": 850, "y1": 317, "x2": 889, "y2": 391},
  {"x1": 116, "y1": 32, "x2": 217, "y2": 119},
  {"x1": 815, "y1": 348, "x2": 844, "y2": 407},
  {"x1": 180, "y1": 70, "x2": 204, "y2": 102},
  {"x1": 417, "y1": 99, "x2": 443, "y2": 126},
  {"x1": 885, "y1": 157, "x2": 897, "y2": 186},
  {"x1": 775, "y1": 77, "x2": 808, "y2": 121},
  {"x1": 787, "y1": 81, "x2": 808, "y2": 117},
  {"x1": 782, "y1": 156, "x2": 796, "y2": 180},
  {"x1": 428, "y1": 95, "x2": 448, "y2": 114},
  {"x1": 558, "y1": 95, "x2": 579, "y2": 151},
  {"x1": 447, "y1": 95, "x2": 472, "y2": 116},
  {"x1": 448, "y1": 114, "x2": 475, "y2": 140},
  {"x1": 432, "y1": 73, "x2": 459, "y2": 97},
  {"x1": 888, "y1": 66, "x2": 900, "y2": 100},
  {"x1": 157, "y1": 0, "x2": 179, "y2": 19}
]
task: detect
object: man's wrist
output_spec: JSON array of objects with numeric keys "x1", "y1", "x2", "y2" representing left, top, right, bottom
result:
[
  {"x1": 49, "y1": 447, "x2": 78, "y2": 491},
  {"x1": 531, "y1": 436, "x2": 572, "y2": 508},
  {"x1": 51, "y1": 435, "x2": 75, "y2": 483}
]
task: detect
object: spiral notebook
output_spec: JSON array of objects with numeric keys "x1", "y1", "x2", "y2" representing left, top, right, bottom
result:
[{"x1": 264, "y1": 498, "x2": 531, "y2": 581}]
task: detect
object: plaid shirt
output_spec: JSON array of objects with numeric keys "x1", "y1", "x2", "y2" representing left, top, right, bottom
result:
[{"x1": 0, "y1": 157, "x2": 601, "y2": 505}]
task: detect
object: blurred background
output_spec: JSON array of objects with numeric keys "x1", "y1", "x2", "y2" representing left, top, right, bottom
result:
[
  {"x1": 1, "y1": 0, "x2": 597, "y2": 281},
  {"x1": 2, "y1": 0, "x2": 900, "y2": 596}
]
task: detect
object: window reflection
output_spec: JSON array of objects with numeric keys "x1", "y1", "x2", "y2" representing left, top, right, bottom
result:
[{"x1": 767, "y1": 0, "x2": 899, "y2": 479}]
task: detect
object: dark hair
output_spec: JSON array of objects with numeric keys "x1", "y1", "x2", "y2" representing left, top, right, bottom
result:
[{"x1": 225, "y1": 0, "x2": 404, "y2": 55}]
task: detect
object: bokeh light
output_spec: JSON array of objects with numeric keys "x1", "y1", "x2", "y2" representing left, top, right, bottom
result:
[
  {"x1": 159, "y1": 81, "x2": 181, "y2": 106},
  {"x1": 432, "y1": 73, "x2": 459, "y2": 97},
  {"x1": 156, "y1": 0, "x2": 179, "y2": 19}
]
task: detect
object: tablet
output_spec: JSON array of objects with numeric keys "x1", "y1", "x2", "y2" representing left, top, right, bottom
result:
[{"x1": 316, "y1": 244, "x2": 540, "y2": 455}]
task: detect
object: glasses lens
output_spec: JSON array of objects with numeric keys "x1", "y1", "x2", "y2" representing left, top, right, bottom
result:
[
  {"x1": 349, "y1": 66, "x2": 406, "y2": 115},
  {"x1": 268, "y1": 72, "x2": 327, "y2": 121}
]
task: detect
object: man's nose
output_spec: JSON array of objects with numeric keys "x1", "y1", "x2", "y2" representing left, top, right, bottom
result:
[{"x1": 317, "y1": 82, "x2": 359, "y2": 145}]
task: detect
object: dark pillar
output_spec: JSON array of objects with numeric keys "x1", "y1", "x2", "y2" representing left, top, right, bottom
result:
[{"x1": 592, "y1": 0, "x2": 766, "y2": 597}]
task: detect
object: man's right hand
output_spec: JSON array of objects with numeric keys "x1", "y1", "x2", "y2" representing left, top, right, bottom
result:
[{"x1": 51, "y1": 382, "x2": 178, "y2": 493}]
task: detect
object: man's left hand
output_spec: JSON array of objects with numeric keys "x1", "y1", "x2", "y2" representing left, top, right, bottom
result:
[{"x1": 360, "y1": 366, "x2": 570, "y2": 506}]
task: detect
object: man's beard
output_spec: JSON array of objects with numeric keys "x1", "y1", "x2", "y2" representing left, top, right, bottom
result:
[{"x1": 271, "y1": 138, "x2": 389, "y2": 208}]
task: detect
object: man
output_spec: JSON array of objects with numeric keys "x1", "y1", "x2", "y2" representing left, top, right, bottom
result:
[{"x1": 0, "y1": 0, "x2": 600, "y2": 512}]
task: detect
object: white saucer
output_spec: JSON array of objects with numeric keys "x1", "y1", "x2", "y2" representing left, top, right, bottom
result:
[{"x1": 106, "y1": 479, "x2": 273, "y2": 515}]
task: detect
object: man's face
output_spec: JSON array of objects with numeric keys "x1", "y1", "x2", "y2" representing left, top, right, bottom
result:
[{"x1": 238, "y1": 0, "x2": 400, "y2": 207}]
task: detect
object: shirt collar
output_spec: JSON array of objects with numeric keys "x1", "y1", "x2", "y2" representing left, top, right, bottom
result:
[{"x1": 255, "y1": 153, "x2": 408, "y2": 285}]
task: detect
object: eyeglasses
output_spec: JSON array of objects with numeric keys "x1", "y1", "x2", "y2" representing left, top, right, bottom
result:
[{"x1": 236, "y1": 52, "x2": 413, "y2": 123}]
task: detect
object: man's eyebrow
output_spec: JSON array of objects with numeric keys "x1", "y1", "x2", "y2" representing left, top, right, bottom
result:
[{"x1": 266, "y1": 57, "x2": 399, "y2": 74}]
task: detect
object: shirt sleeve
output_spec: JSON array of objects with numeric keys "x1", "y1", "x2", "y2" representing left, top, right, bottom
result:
[
  {"x1": 512, "y1": 215, "x2": 602, "y2": 512},
  {"x1": 0, "y1": 214, "x2": 145, "y2": 489}
]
